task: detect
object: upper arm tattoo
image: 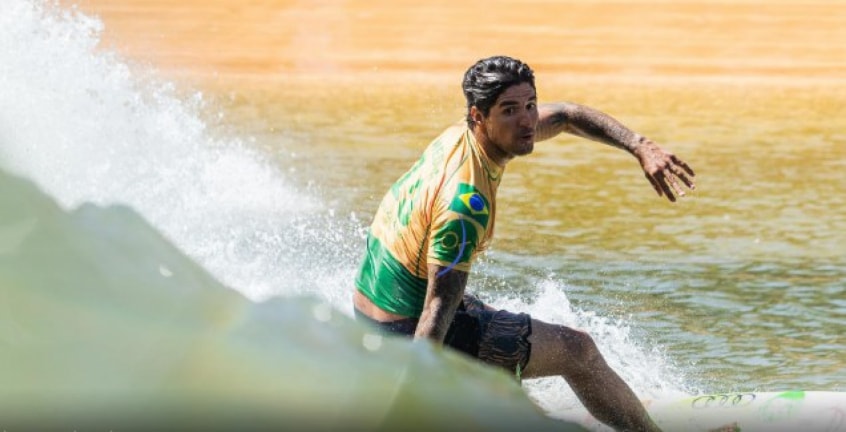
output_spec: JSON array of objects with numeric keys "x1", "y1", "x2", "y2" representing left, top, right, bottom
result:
[
  {"x1": 535, "y1": 103, "x2": 575, "y2": 142},
  {"x1": 535, "y1": 102, "x2": 639, "y2": 152}
]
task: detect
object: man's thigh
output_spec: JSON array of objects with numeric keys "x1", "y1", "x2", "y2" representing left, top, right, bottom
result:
[{"x1": 448, "y1": 294, "x2": 532, "y2": 375}]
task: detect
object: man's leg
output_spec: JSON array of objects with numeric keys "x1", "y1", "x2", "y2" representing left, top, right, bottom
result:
[{"x1": 521, "y1": 319, "x2": 662, "y2": 432}]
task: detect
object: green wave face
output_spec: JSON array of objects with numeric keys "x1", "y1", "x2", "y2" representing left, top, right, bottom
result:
[{"x1": 0, "y1": 168, "x2": 581, "y2": 432}]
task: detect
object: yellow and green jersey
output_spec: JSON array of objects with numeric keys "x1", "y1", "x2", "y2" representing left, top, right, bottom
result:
[{"x1": 355, "y1": 122, "x2": 504, "y2": 318}]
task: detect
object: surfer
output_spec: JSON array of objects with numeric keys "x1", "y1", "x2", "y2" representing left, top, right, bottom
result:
[{"x1": 353, "y1": 55, "x2": 695, "y2": 432}]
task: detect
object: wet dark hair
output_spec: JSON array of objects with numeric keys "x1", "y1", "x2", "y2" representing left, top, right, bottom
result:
[{"x1": 462, "y1": 56, "x2": 536, "y2": 127}]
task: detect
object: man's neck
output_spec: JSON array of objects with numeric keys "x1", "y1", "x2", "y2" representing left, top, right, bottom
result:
[{"x1": 471, "y1": 126, "x2": 510, "y2": 167}]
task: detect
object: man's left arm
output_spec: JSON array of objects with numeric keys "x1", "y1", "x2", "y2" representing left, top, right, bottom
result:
[
  {"x1": 414, "y1": 264, "x2": 469, "y2": 343},
  {"x1": 535, "y1": 102, "x2": 696, "y2": 202}
]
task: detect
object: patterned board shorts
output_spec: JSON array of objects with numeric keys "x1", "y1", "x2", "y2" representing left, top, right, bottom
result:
[{"x1": 354, "y1": 293, "x2": 532, "y2": 376}]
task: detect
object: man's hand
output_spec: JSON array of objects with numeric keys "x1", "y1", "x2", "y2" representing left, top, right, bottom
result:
[{"x1": 633, "y1": 138, "x2": 696, "y2": 202}]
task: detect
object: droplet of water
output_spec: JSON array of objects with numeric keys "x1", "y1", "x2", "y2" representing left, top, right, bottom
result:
[
  {"x1": 312, "y1": 303, "x2": 332, "y2": 322},
  {"x1": 362, "y1": 333, "x2": 382, "y2": 351}
]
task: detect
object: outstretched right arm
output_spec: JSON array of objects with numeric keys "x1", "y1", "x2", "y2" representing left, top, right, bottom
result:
[{"x1": 535, "y1": 102, "x2": 696, "y2": 202}]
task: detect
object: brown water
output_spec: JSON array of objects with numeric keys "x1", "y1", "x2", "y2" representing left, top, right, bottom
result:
[{"x1": 75, "y1": 0, "x2": 846, "y2": 392}]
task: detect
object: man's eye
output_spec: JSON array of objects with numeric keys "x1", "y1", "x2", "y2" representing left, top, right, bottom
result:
[
  {"x1": 527, "y1": 103, "x2": 537, "y2": 110},
  {"x1": 504, "y1": 107, "x2": 515, "y2": 115}
]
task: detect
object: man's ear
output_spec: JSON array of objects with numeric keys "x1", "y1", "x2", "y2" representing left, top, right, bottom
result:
[{"x1": 469, "y1": 106, "x2": 484, "y2": 125}]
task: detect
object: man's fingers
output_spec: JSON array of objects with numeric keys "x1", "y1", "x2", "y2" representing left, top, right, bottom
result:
[
  {"x1": 667, "y1": 172, "x2": 686, "y2": 199},
  {"x1": 660, "y1": 177, "x2": 677, "y2": 202},
  {"x1": 676, "y1": 172, "x2": 695, "y2": 189},
  {"x1": 671, "y1": 155, "x2": 696, "y2": 177},
  {"x1": 643, "y1": 150, "x2": 695, "y2": 202},
  {"x1": 645, "y1": 172, "x2": 663, "y2": 197},
  {"x1": 670, "y1": 165, "x2": 696, "y2": 189},
  {"x1": 655, "y1": 165, "x2": 688, "y2": 200},
  {"x1": 651, "y1": 172, "x2": 677, "y2": 202}
]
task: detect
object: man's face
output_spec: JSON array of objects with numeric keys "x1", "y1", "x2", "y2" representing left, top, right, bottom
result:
[{"x1": 476, "y1": 82, "x2": 539, "y2": 163}]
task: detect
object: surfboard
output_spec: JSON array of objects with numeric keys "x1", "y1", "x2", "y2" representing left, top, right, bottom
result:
[{"x1": 557, "y1": 391, "x2": 846, "y2": 432}]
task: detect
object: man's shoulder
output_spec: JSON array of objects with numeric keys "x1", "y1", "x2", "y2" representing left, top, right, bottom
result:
[
  {"x1": 415, "y1": 122, "x2": 471, "y2": 179},
  {"x1": 430, "y1": 121, "x2": 468, "y2": 145}
]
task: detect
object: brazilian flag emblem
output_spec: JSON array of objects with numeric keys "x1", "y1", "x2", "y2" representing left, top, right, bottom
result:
[{"x1": 448, "y1": 183, "x2": 490, "y2": 228}]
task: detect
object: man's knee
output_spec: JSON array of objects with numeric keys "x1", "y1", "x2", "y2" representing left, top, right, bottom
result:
[
  {"x1": 524, "y1": 321, "x2": 605, "y2": 378},
  {"x1": 555, "y1": 326, "x2": 602, "y2": 368}
]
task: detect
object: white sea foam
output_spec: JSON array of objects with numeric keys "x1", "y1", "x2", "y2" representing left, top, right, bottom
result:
[{"x1": 0, "y1": 0, "x2": 327, "y2": 302}]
